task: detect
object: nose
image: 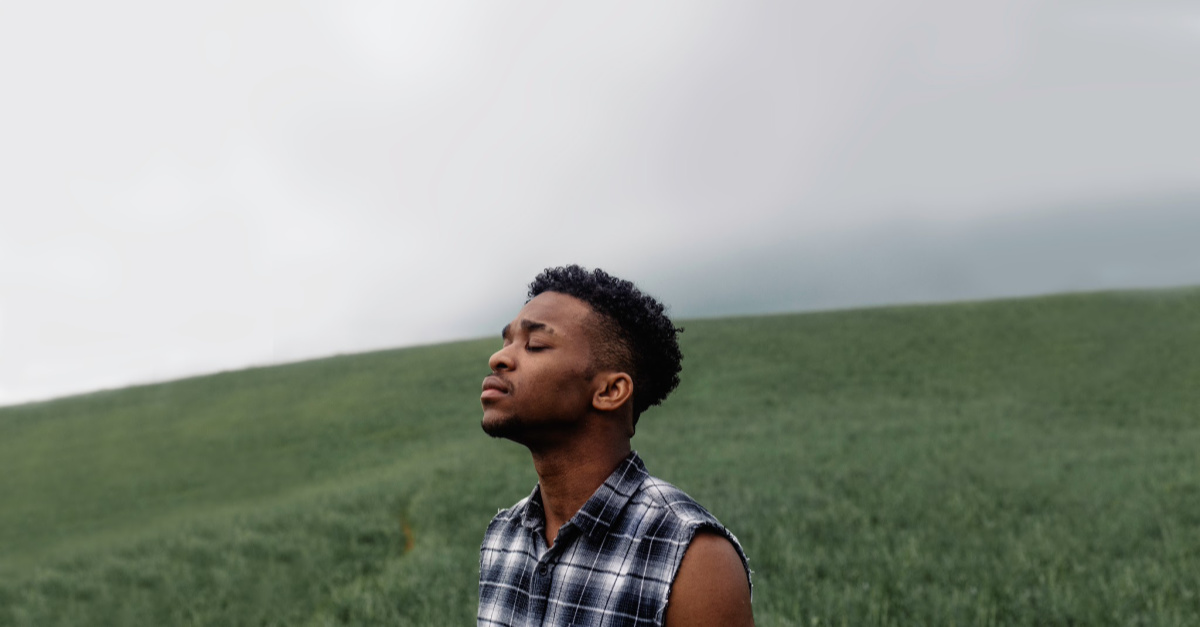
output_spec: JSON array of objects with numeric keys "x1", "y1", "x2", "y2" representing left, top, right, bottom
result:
[{"x1": 489, "y1": 344, "x2": 514, "y2": 372}]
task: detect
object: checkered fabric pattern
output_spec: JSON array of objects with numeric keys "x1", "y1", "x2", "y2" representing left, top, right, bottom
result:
[{"x1": 477, "y1": 451, "x2": 750, "y2": 627}]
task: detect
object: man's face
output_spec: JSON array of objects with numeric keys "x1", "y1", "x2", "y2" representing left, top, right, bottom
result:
[{"x1": 481, "y1": 291, "x2": 601, "y2": 443}]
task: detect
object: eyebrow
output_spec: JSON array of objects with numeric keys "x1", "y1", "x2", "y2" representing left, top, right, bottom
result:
[{"x1": 501, "y1": 319, "x2": 553, "y2": 340}]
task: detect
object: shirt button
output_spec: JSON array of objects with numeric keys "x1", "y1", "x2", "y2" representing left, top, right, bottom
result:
[{"x1": 539, "y1": 565, "x2": 549, "y2": 577}]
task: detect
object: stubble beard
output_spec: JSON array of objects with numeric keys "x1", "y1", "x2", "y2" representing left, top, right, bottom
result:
[
  {"x1": 481, "y1": 408, "x2": 527, "y2": 441},
  {"x1": 481, "y1": 407, "x2": 582, "y2": 449}
]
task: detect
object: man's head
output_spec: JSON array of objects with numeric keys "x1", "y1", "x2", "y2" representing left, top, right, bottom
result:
[
  {"x1": 527, "y1": 265, "x2": 683, "y2": 422},
  {"x1": 481, "y1": 265, "x2": 683, "y2": 444}
]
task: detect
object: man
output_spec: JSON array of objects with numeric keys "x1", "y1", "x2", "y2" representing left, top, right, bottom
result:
[{"x1": 478, "y1": 265, "x2": 753, "y2": 627}]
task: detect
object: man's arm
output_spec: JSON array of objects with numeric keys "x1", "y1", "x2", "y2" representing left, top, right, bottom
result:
[{"x1": 664, "y1": 530, "x2": 754, "y2": 627}]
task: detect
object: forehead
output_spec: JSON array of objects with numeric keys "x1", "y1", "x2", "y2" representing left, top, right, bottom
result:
[{"x1": 512, "y1": 292, "x2": 595, "y2": 333}]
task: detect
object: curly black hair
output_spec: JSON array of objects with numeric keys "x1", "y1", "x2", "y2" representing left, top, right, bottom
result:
[{"x1": 528, "y1": 265, "x2": 683, "y2": 424}]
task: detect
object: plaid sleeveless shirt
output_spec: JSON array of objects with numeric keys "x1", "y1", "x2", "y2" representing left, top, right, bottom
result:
[{"x1": 477, "y1": 451, "x2": 751, "y2": 626}]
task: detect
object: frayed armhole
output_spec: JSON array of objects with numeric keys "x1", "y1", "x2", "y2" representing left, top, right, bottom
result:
[{"x1": 655, "y1": 522, "x2": 753, "y2": 626}]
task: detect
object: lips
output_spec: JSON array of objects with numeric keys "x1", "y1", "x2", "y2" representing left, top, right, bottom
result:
[{"x1": 481, "y1": 375, "x2": 510, "y2": 400}]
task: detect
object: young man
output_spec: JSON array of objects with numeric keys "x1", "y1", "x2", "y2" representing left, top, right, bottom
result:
[{"x1": 478, "y1": 265, "x2": 753, "y2": 627}]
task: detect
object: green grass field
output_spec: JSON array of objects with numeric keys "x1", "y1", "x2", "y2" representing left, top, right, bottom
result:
[{"x1": 2, "y1": 287, "x2": 1199, "y2": 626}]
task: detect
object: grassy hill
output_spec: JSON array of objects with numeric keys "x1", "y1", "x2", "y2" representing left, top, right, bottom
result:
[{"x1": 1, "y1": 288, "x2": 1198, "y2": 626}]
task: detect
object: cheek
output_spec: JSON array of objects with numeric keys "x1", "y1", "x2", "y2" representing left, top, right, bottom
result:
[
  {"x1": 556, "y1": 365, "x2": 596, "y2": 401},
  {"x1": 526, "y1": 367, "x2": 584, "y2": 403},
  {"x1": 519, "y1": 354, "x2": 595, "y2": 405}
]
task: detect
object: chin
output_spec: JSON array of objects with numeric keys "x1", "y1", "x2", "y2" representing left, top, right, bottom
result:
[{"x1": 481, "y1": 412, "x2": 522, "y2": 440}]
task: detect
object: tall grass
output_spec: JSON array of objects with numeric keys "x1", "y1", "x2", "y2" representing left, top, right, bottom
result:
[{"x1": 2, "y1": 288, "x2": 1198, "y2": 625}]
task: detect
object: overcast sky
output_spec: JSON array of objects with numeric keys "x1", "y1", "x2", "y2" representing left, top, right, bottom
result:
[{"x1": 1, "y1": 0, "x2": 1198, "y2": 407}]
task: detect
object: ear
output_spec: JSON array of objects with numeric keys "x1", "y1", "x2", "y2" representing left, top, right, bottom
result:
[{"x1": 592, "y1": 372, "x2": 634, "y2": 413}]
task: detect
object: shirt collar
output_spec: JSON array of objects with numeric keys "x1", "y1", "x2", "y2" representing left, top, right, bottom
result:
[{"x1": 518, "y1": 450, "x2": 649, "y2": 540}]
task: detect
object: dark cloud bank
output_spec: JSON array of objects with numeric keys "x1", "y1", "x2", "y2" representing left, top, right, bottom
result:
[{"x1": 643, "y1": 194, "x2": 1200, "y2": 320}]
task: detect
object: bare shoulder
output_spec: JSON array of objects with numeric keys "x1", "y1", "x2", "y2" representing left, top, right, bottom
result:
[{"x1": 664, "y1": 530, "x2": 754, "y2": 627}]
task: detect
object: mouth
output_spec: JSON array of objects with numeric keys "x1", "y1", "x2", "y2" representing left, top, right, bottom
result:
[{"x1": 481, "y1": 375, "x2": 510, "y2": 400}]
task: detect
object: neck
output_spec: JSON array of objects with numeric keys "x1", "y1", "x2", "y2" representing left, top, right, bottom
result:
[{"x1": 529, "y1": 435, "x2": 631, "y2": 547}]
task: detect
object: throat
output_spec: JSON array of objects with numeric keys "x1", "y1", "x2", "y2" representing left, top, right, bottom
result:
[{"x1": 531, "y1": 441, "x2": 632, "y2": 548}]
